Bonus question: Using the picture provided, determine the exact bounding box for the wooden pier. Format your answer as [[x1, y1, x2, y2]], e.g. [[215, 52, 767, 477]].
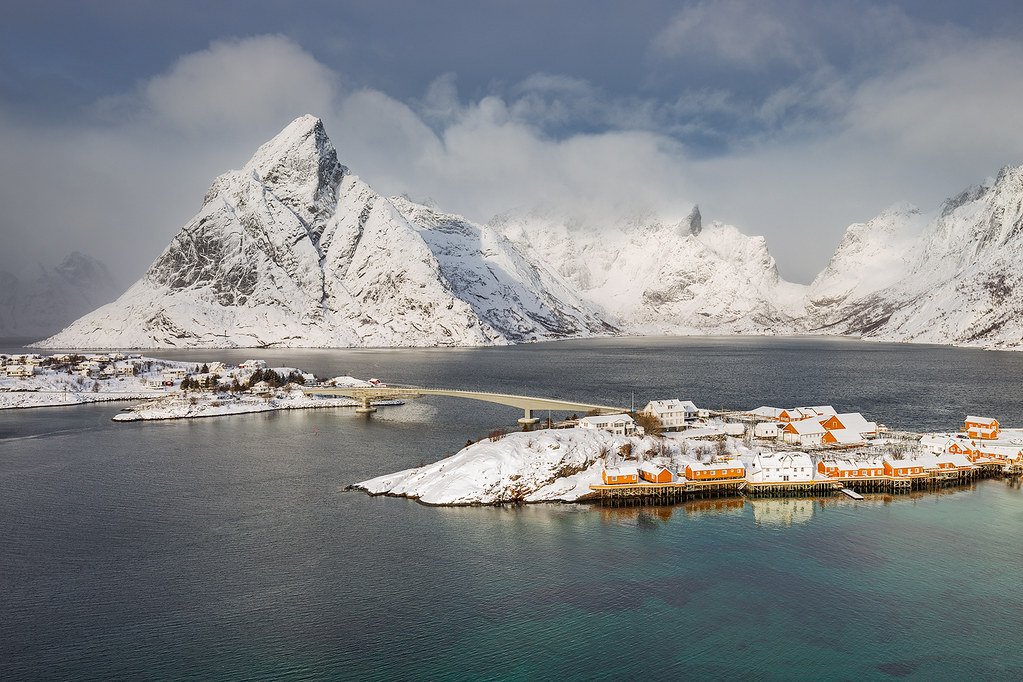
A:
[[744, 480, 843, 497], [589, 466, 1017, 506], [589, 482, 690, 504]]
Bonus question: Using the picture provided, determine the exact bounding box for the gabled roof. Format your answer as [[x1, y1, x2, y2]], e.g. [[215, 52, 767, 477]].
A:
[[943, 452, 974, 467], [793, 405, 836, 419], [754, 452, 813, 467], [824, 412, 877, 434], [639, 462, 672, 476], [686, 458, 745, 471], [749, 406, 785, 419], [976, 444, 1023, 457], [824, 429, 864, 444], [965, 416, 998, 426], [883, 455, 927, 467], [643, 399, 698, 414], [579, 413, 634, 426], [605, 465, 638, 476], [785, 420, 826, 435], [821, 457, 881, 471]]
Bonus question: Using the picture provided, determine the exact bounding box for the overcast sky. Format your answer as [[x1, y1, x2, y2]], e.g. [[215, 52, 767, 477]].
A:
[[3, 0, 1023, 285]]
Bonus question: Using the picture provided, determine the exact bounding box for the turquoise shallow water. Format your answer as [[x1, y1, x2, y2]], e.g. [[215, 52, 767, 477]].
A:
[[2, 337, 1023, 679]]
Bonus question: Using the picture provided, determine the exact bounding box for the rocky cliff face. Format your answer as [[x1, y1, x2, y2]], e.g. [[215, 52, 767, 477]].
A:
[[37, 116, 613, 348]]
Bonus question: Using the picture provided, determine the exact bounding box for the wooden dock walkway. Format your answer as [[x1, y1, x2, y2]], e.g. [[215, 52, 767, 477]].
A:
[[589, 465, 1013, 505]]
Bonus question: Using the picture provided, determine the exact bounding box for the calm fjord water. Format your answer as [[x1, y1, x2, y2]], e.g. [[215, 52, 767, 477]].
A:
[[2, 336, 1023, 680]]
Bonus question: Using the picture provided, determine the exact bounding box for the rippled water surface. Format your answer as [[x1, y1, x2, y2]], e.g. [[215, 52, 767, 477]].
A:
[[2, 337, 1023, 679]]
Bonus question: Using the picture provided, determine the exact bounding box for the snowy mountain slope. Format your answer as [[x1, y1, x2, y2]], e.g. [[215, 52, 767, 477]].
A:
[[391, 197, 615, 341], [0, 253, 120, 338], [806, 203, 927, 310], [490, 205, 806, 335], [809, 165, 1023, 348], [37, 116, 610, 349]]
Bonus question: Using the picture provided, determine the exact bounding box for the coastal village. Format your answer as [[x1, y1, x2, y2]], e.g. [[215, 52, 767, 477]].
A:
[[0, 352, 389, 416], [5, 351, 1022, 504], [585, 401, 1019, 502]]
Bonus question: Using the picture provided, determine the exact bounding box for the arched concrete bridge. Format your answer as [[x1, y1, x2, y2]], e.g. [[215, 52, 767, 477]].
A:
[[300, 385, 627, 424]]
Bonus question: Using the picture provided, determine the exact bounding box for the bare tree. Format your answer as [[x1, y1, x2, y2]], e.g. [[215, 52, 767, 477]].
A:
[[632, 412, 663, 436]]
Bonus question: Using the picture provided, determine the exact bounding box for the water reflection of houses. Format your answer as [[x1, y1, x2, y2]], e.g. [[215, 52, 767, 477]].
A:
[[681, 497, 745, 518], [750, 498, 815, 526], [597, 498, 747, 524], [599, 504, 677, 526]]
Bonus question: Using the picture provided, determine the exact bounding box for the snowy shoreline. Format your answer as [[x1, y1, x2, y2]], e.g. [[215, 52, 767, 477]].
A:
[[0, 392, 155, 410], [112, 392, 402, 422]]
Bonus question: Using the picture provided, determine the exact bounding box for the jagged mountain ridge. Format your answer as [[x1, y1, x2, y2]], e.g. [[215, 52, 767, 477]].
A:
[[37, 116, 613, 349], [807, 165, 1023, 349], [490, 206, 806, 335], [0, 253, 120, 338], [35, 115, 1023, 350]]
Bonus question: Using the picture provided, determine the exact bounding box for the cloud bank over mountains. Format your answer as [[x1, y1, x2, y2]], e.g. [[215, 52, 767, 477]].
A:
[[3, 2, 1023, 284]]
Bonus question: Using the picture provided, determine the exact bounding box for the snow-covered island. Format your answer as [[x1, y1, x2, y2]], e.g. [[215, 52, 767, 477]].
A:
[[357, 428, 641, 504], [110, 368, 400, 422], [0, 351, 397, 419], [113, 388, 369, 422], [355, 408, 1023, 506]]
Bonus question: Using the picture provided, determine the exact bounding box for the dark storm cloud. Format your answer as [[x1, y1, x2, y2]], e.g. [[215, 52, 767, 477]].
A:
[[2, 1, 1023, 284]]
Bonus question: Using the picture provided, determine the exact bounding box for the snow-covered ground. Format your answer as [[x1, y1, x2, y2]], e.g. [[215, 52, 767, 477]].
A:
[[355, 427, 759, 505], [0, 358, 186, 409], [112, 388, 402, 422], [0, 353, 390, 420], [357, 428, 632, 504]]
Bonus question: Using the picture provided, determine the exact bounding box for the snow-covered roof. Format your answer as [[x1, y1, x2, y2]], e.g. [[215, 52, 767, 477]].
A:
[[977, 444, 1023, 457], [791, 405, 836, 419], [579, 413, 634, 426], [639, 462, 671, 476], [943, 452, 974, 467], [821, 457, 883, 470], [785, 420, 826, 435], [605, 465, 638, 477], [825, 428, 864, 444], [749, 406, 784, 418], [326, 376, 374, 387], [754, 452, 813, 468], [965, 415, 998, 426], [686, 458, 744, 471], [825, 412, 877, 434], [643, 399, 698, 414], [883, 455, 927, 467]]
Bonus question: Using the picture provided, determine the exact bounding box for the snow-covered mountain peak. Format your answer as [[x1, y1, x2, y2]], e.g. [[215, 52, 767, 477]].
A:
[[37, 117, 617, 348], [490, 207, 805, 333], [244, 115, 335, 174], [876, 201, 920, 219], [239, 115, 346, 222]]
